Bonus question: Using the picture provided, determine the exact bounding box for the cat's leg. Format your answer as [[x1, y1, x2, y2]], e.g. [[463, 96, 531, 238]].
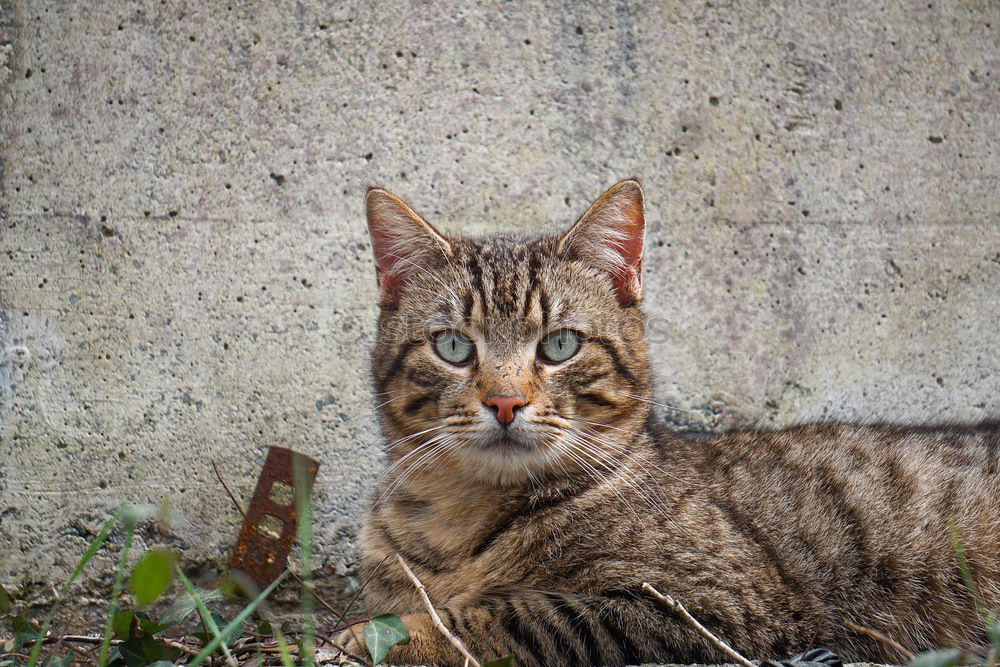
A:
[[338, 590, 736, 667]]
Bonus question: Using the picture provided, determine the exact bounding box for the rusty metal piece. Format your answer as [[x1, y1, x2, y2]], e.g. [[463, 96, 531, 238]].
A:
[[229, 446, 319, 589]]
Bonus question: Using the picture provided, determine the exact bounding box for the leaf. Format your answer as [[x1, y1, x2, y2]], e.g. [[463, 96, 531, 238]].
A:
[[363, 613, 410, 664], [118, 631, 180, 667], [111, 610, 136, 639], [196, 612, 242, 646], [130, 549, 176, 606], [484, 657, 515, 667], [909, 649, 972, 667], [159, 587, 224, 626], [13, 614, 42, 653], [135, 611, 169, 636]]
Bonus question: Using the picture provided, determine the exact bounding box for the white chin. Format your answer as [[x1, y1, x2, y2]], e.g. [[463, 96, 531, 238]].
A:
[[462, 433, 560, 486]]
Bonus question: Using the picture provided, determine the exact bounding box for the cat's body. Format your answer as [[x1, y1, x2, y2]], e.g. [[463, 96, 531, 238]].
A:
[[344, 181, 999, 666]]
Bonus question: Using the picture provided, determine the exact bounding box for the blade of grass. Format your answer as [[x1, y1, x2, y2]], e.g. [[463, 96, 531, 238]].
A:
[[175, 567, 237, 667], [294, 457, 315, 667], [949, 521, 992, 629], [188, 570, 290, 667], [98, 512, 137, 667], [27, 510, 121, 667], [272, 624, 296, 667]]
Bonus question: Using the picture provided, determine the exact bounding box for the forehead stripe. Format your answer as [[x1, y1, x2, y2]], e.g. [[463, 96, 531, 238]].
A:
[[522, 252, 541, 318], [465, 251, 489, 318]]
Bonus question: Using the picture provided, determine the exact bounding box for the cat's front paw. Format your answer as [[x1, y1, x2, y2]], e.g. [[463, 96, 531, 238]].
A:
[[335, 621, 369, 661]]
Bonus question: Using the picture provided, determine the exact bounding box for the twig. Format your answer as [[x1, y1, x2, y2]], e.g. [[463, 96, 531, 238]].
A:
[[21, 634, 122, 646], [333, 552, 393, 632], [396, 554, 481, 667], [843, 620, 915, 661], [212, 460, 249, 521], [20, 632, 202, 659], [314, 633, 370, 666], [162, 637, 204, 658], [642, 582, 755, 667]]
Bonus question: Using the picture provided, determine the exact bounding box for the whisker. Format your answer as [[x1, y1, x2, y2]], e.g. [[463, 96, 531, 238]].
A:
[[575, 426, 705, 488], [374, 395, 402, 410], [621, 392, 700, 414], [566, 416, 646, 439], [374, 433, 455, 507], [375, 438, 440, 489], [383, 424, 450, 451], [558, 435, 646, 523], [384, 436, 466, 504], [565, 432, 688, 534]]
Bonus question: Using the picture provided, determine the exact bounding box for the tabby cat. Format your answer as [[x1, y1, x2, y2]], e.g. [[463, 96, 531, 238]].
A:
[[341, 180, 999, 666]]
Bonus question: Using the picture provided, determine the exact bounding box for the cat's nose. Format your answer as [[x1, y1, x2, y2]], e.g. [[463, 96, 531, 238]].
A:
[[484, 394, 527, 427]]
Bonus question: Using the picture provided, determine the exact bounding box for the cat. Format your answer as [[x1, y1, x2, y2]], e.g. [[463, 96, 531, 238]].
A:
[[339, 179, 1000, 666]]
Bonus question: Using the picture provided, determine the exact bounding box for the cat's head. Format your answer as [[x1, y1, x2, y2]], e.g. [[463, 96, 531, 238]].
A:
[[366, 180, 652, 488]]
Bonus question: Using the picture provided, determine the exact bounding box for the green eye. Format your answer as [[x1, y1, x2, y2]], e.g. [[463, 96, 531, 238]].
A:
[[538, 329, 581, 363], [432, 330, 475, 365]]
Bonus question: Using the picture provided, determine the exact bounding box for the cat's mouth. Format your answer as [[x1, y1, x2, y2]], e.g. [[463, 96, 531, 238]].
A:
[[479, 433, 534, 451]]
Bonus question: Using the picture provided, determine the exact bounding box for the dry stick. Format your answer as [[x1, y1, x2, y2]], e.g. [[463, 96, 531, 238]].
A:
[[395, 554, 481, 667], [642, 582, 755, 667], [17, 634, 205, 655], [843, 620, 915, 662], [21, 634, 121, 646], [336, 552, 394, 628], [21, 633, 205, 658], [162, 638, 204, 658], [210, 460, 370, 663], [312, 630, 369, 667]]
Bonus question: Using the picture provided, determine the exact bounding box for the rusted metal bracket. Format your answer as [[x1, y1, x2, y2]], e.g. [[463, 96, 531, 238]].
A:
[[229, 446, 320, 589]]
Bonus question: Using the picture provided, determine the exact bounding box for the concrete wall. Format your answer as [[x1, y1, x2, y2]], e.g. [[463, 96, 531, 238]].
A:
[[1, 0, 998, 613]]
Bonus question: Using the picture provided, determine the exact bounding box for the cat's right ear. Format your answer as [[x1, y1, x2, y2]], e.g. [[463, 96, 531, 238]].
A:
[[366, 187, 452, 307]]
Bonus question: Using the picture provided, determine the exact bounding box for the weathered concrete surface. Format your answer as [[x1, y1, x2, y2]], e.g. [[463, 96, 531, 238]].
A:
[[1, 0, 998, 617]]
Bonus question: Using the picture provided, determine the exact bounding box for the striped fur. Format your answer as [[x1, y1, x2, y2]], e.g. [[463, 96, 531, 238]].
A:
[[344, 181, 1000, 666]]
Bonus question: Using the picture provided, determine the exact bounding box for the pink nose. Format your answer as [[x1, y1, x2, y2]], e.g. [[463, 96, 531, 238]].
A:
[[485, 394, 527, 426]]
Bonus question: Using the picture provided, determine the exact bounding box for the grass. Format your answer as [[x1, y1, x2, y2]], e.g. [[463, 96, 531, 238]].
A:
[[24, 510, 120, 667], [98, 509, 137, 667], [0, 479, 379, 667]]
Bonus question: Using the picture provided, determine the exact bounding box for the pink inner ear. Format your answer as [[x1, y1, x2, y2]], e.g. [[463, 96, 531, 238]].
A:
[[611, 198, 645, 305], [368, 224, 404, 300]]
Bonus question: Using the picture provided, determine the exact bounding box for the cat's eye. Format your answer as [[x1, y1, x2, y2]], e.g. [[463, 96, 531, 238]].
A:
[[432, 330, 475, 365], [538, 329, 581, 364]]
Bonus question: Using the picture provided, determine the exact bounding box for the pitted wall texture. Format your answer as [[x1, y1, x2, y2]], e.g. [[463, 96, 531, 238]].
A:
[[1, 1, 998, 612]]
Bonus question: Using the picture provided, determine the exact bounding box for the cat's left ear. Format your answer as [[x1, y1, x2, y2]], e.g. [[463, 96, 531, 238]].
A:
[[557, 179, 645, 306]]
